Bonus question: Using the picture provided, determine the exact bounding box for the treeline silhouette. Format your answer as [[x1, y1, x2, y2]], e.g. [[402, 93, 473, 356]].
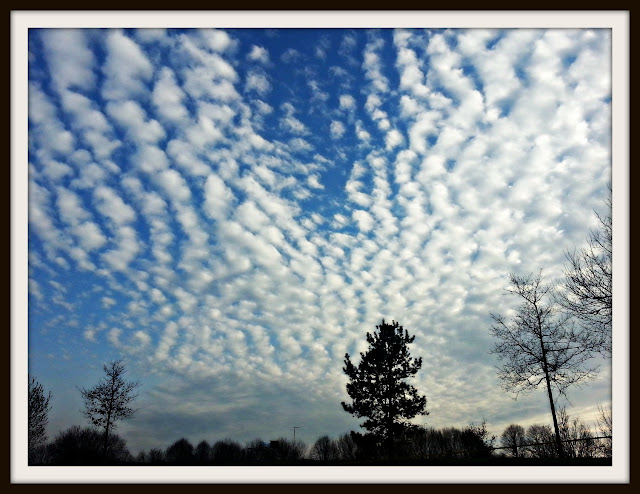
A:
[[28, 415, 611, 466]]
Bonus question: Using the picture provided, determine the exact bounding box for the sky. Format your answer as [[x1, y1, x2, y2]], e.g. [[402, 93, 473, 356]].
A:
[[15, 12, 628, 481]]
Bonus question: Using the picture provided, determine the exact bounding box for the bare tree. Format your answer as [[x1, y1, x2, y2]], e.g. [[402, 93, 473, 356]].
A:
[[526, 424, 557, 458], [28, 376, 52, 455], [557, 189, 612, 356], [501, 424, 526, 458], [335, 432, 358, 461], [311, 435, 339, 461], [78, 359, 140, 458], [489, 272, 599, 458], [596, 404, 612, 458], [269, 437, 307, 463], [557, 408, 598, 458]]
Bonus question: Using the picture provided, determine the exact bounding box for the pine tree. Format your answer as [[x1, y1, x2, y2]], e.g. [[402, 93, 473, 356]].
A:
[[342, 319, 428, 457]]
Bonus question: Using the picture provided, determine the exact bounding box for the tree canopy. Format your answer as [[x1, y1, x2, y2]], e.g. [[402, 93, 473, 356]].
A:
[[78, 359, 140, 457]]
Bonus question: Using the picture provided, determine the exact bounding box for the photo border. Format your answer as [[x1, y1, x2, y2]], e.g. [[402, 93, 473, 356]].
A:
[[11, 9, 630, 484]]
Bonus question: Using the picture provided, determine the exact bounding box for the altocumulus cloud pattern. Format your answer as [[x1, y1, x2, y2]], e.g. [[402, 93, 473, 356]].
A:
[[27, 27, 612, 454]]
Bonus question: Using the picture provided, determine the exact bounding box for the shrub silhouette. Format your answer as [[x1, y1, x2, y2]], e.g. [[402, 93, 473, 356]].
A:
[[165, 438, 194, 465], [47, 426, 131, 465], [212, 438, 245, 464]]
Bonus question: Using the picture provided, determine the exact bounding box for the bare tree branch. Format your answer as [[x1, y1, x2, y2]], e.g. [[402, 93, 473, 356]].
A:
[[556, 187, 612, 356]]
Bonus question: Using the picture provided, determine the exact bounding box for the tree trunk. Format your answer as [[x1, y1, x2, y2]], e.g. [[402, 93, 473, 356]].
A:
[[103, 376, 116, 458], [535, 302, 565, 459], [540, 341, 564, 458], [544, 375, 564, 458], [102, 425, 110, 459]]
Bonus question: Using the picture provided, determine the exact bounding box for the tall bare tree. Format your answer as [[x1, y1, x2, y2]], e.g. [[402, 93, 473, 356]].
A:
[[557, 190, 612, 356], [489, 272, 599, 458], [78, 359, 140, 458], [28, 376, 52, 455]]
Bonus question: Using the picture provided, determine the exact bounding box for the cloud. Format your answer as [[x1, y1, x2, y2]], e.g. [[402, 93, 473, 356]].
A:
[[204, 174, 235, 221], [245, 70, 271, 95], [307, 79, 329, 103], [330, 120, 346, 139], [385, 128, 404, 150], [352, 209, 374, 232], [363, 36, 390, 93], [155, 169, 192, 203], [307, 175, 324, 190], [355, 121, 371, 142], [40, 29, 96, 93], [184, 115, 224, 148], [281, 48, 301, 63], [56, 90, 121, 160], [279, 102, 309, 135], [73, 222, 108, 251], [107, 100, 165, 144], [247, 45, 270, 64], [101, 225, 140, 272], [101, 30, 154, 101], [152, 67, 190, 123], [28, 83, 76, 156], [200, 28, 236, 53], [93, 186, 137, 225], [339, 94, 356, 111]]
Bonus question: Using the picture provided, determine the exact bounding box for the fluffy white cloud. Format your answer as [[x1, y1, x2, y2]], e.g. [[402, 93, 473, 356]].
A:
[[245, 70, 271, 95], [280, 102, 309, 135], [200, 28, 236, 53], [40, 29, 96, 93], [385, 128, 404, 150], [107, 100, 166, 144], [101, 30, 154, 101], [28, 84, 76, 156], [72, 221, 108, 251], [352, 209, 374, 232], [93, 186, 137, 225], [152, 67, 190, 123], [330, 120, 346, 139], [339, 94, 356, 110], [247, 45, 270, 64], [204, 173, 235, 221]]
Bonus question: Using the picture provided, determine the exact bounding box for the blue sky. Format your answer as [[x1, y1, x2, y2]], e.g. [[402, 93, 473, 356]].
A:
[[14, 11, 629, 482]]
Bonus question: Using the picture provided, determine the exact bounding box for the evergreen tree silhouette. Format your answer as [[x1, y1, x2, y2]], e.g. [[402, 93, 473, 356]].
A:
[[342, 319, 428, 458]]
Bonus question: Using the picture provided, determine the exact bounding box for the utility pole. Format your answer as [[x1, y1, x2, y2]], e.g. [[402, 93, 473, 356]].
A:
[[293, 426, 299, 442]]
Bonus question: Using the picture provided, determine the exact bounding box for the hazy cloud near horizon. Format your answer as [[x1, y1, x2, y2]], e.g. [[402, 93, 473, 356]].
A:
[[25, 26, 612, 454]]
